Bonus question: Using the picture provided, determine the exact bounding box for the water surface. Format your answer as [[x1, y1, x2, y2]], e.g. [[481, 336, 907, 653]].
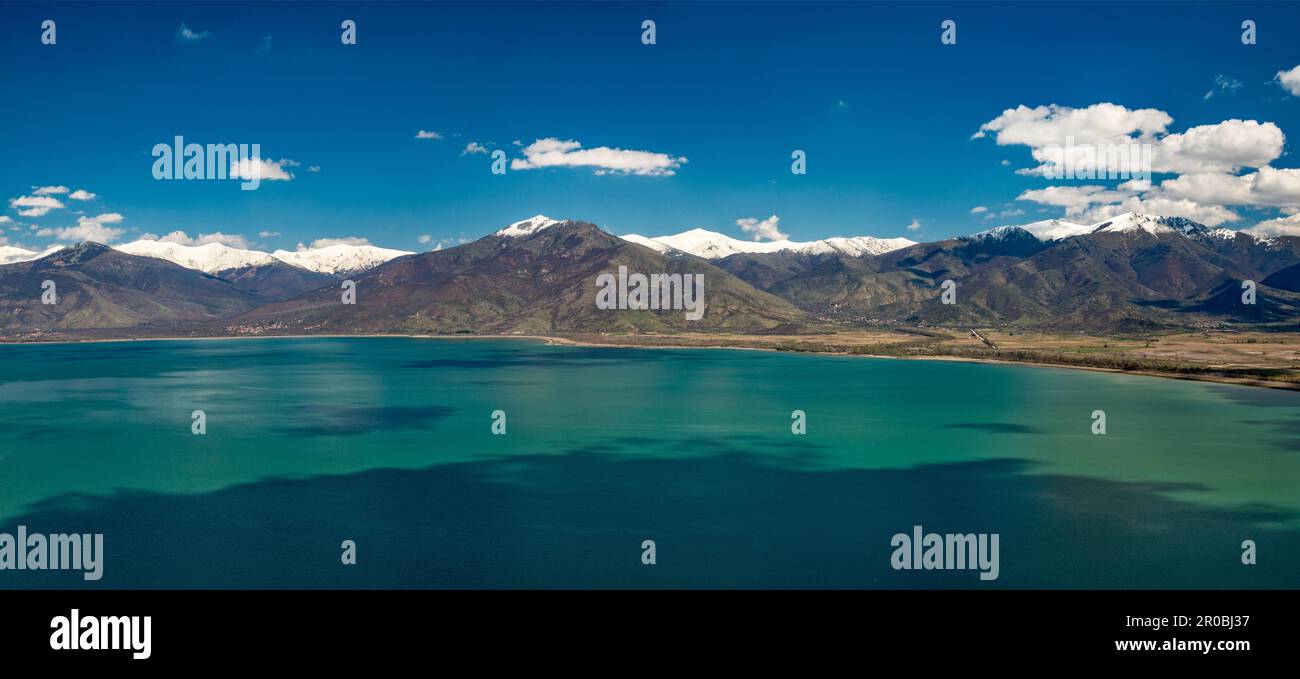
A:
[[0, 337, 1296, 588]]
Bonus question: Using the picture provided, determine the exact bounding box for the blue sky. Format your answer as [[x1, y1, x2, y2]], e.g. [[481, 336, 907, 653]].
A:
[[2, 1, 1299, 253]]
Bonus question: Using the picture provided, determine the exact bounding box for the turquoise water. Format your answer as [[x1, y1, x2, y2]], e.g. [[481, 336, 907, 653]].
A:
[[0, 337, 1296, 588]]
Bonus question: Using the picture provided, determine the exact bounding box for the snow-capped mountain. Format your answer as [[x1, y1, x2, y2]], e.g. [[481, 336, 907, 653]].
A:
[[114, 240, 279, 274], [270, 243, 413, 275], [971, 214, 1233, 243], [969, 219, 1091, 243], [0, 245, 64, 266], [495, 215, 562, 238], [620, 227, 916, 259], [1089, 212, 1210, 237]]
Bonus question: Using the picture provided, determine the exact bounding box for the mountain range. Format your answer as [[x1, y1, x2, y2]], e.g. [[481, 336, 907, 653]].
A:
[[2, 212, 1298, 338]]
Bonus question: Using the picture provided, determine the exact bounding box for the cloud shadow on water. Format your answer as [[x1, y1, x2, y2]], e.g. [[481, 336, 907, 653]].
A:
[[3, 451, 1296, 589]]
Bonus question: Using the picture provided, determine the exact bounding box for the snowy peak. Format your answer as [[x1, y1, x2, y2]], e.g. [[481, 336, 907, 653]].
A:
[[813, 236, 919, 256], [110, 238, 410, 276], [1089, 212, 1209, 237], [1018, 219, 1093, 241], [619, 234, 673, 253], [969, 220, 1092, 243], [495, 215, 562, 238], [270, 244, 413, 275], [0, 245, 64, 266], [114, 240, 278, 274], [620, 228, 916, 259]]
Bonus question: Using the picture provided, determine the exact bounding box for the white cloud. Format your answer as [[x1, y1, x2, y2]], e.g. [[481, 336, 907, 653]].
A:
[[303, 237, 371, 250], [511, 138, 686, 176], [978, 104, 1283, 176], [1015, 182, 1238, 226], [906, 219, 922, 231], [1149, 119, 1283, 174], [1157, 167, 1300, 208], [969, 206, 989, 214], [307, 166, 320, 173], [1016, 185, 1135, 213], [415, 130, 444, 140], [1275, 65, 1300, 96], [176, 24, 212, 42], [1077, 196, 1238, 227], [461, 142, 488, 155], [1203, 74, 1244, 100], [154, 230, 251, 249], [82, 213, 123, 225], [9, 195, 65, 217], [230, 157, 294, 181], [417, 234, 432, 245], [37, 222, 125, 243], [258, 230, 281, 237], [33, 185, 69, 195], [1243, 212, 1300, 237], [735, 215, 786, 241], [68, 189, 96, 201], [974, 103, 1171, 146], [0, 216, 12, 224]]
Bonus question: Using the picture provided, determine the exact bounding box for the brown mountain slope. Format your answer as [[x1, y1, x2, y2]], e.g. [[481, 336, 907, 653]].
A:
[[0, 242, 261, 333], [230, 221, 806, 334]]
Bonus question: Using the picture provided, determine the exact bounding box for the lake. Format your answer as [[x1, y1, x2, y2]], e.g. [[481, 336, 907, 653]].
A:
[[0, 337, 1296, 588]]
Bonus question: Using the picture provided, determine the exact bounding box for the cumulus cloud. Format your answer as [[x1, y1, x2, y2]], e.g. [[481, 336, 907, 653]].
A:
[[1157, 167, 1300, 208], [1077, 196, 1238, 227], [1243, 212, 1300, 237], [974, 103, 1171, 146], [37, 222, 125, 243], [1016, 185, 1135, 213], [176, 24, 212, 42], [9, 195, 65, 217], [32, 185, 69, 195], [969, 206, 988, 214], [68, 189, 96, 201], [152, 230, 251, 249], [906, 219, 922, 231], [302, 237, 370, 250], [736, 215, 786, 241], [977, 104, 1282, 176], [415, 130, 444, 140], [1150, 119, 1284, 174], [982, 102, 1298, 228], [81, 213, 123, 225], [461, 142, 488, 155], [1275, 65, 1300, 96], [417, 234, 432, 244], [511, 138, 686, 176], [230, 157, 294, 181]]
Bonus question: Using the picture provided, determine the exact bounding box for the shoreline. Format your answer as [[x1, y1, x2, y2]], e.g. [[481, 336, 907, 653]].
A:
[[3, 331, 1299, 392]]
